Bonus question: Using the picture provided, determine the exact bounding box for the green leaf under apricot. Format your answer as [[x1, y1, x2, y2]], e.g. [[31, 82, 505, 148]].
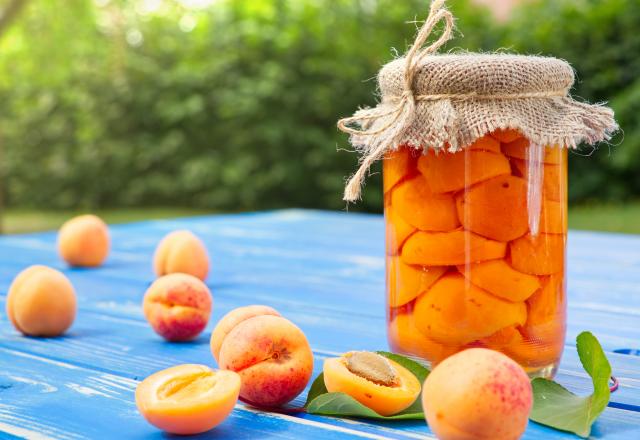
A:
[[530, 331, 612, 438], [304, 351, 429, 420]]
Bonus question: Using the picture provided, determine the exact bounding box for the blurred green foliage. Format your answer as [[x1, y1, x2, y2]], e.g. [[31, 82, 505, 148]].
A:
[[0, 0, 636, 212]]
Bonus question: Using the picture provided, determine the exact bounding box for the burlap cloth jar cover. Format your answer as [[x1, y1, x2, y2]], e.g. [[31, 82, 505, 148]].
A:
[[339, 0, 618, 201]]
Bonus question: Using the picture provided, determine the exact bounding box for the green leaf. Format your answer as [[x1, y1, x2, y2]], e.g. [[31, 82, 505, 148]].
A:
[[304, 351, 430, 420], [530, 331, 612, 438]]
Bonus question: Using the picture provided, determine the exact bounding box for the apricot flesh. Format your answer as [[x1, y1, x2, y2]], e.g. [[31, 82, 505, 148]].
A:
[[457, 259, 540, 302], [323, 351, 421, 416], [57, 214, 110, 267], [153, 230, 210, 281], [391, 175, 460, 231], [402, 230, 506, 266], [502, 138, 564, 165], [467, 135, 501, 153], [422, 348, 532, 440], [218, 315, 313, 407], [418, 150, 511, 193], [510, 233, 566, 275], [6, 265, 77, 337], [210, 305, 281, 363], [491, 128, 523, 143], [456, 175, 529, 242], [512, 157, 567, 202], [136, 364, 240, 435], [387, 257, 446, 307], [383, 146, 415, 193], [388, 313, 459, 365], [143, 273, 212, 341], [385, 203, 417, 255]]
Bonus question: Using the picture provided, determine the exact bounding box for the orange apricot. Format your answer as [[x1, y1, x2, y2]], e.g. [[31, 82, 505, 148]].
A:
[[457, 259, 540, 302], [511, 157, 567, 202], [413, 274, 527, 345], [417, 150, 511, 194], [57, 214, 109, 267], [456, 175, 529, 241], [383, 146, 415, 193], [502, 138, 564, 165], [143, 273, 212, 341], [136, 364, 240, 435], [218, 315, 313, 407], [467, 135, 501, 153], [391, 175, 460, 231], [540, 198, 568, 234], [422, 348, 532, 440], [524, 274, 566, 344], [387, 257, 446, 307], [210, 305, 281, 363], [402, 230, 506, 266], [323, 351, 421, 416], [153, 230, 210, 281], [510, 233, 566, 275], [385, 204, 417, 255], [388, 313, 459, 364], [6, 265, 76, 337], [491, 128, 524, 143]]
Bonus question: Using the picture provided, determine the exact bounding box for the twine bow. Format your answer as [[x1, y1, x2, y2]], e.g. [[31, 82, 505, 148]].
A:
[[338, 0, 455, 202]]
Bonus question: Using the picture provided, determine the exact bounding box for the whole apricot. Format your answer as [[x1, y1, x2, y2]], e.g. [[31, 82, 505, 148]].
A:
[[6, 265, 76, 337], [218, 314, 313, 407], [58, 214, 110, 267], [210, 305, 281, 363], [153, 230, 210, 281], [136, 364, 240, 435], [323, 351, 421, 416], [422, 348, 532, 440], [143, 273, 212, 341]]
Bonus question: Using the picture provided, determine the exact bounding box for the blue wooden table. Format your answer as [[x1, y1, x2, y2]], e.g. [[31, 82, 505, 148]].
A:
[[1, 209, 639, 439]]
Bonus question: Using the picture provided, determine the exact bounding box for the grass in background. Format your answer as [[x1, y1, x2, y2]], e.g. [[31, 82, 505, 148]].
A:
[[0, 203, 639, 235]]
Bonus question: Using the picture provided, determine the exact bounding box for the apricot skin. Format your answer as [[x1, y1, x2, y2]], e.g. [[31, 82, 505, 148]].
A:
[[210, 305, 281, 362], [143, 273, 212, 341], [422, 348, 532, 440], [323, 354, 421, 416], [6, 265, 77, 337], [136, 364, 240, 435], [57, 214, 110, 267], [153, 230, 210, 281], [218, 315, 314, 407]]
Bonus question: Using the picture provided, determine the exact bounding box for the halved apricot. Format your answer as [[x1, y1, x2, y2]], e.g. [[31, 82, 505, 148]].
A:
[[383, 146, 415, 194], [402, 230, 506, 266], [413, 274, 527, 345], [457, 259, 540, 302], [391, 175, 460, 231], [540, 199, 568, 234], [481, 325, 522, 348], [323, 351, 421, 416], [467, 135, 501, 153], [502, 138, 564, 165], [511, 157, 567, 202], [491, 128, 523, 143], [417, 150, 511, 194], [505, 328, 564, 371], [136, 364, 240, 435], [385, 204, 417, 255], [524, 274, 566, 344], [510, 233, 566, 275], [388, 257, 446, 307], [389, 313, 459, 364], [456, 175, 529, 241]]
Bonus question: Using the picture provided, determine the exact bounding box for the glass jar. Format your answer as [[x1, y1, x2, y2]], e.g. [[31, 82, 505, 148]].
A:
[[385, 129, 567, 378]]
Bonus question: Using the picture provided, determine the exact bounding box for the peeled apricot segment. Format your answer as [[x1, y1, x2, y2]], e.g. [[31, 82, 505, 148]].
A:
[[383, 147, 415, 193], [512, 157, 567, 202], [491, 128, 523, 143], [418, 150, 511, 194], [457, 259, 540, 302], [502, 138, 564, 165], [388, 257, 446, 307], [456, 175, 529, 241], [540, 198, 568, 234], [385, 204, 417, 255], [510, 233, 565, 275], [413, 274, 527, 345], [402, 230, 506, 266], [389, 313, 459, 364], [524, 275, 566, 343], [391, 175, 460, 231], [467, 135, 501, 153], [323, 352, 421, 416], [136, 364, 240, 435]]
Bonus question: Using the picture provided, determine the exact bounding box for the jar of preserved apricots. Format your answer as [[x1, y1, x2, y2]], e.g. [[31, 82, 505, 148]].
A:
[[338, 1, 617, 378]]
